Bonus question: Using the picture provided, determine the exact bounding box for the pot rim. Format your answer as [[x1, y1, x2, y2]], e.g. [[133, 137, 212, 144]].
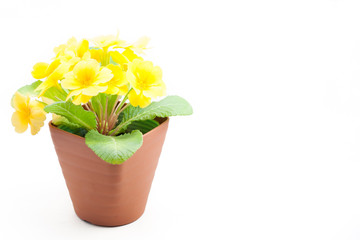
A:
[[48, 117, 169, 139]]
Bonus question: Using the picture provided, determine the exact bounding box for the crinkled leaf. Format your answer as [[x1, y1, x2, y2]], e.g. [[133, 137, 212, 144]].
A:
[[113, 96, 192, 135], [52, 115, 81, 129], [52, 115, 87, 137], [85, 130, 143, 164], [125, 119, 159, 134], [44, 101, 97, 130]]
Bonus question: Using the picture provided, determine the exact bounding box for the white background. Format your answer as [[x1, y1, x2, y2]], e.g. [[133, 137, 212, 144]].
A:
[[2, 0, 360, 239]]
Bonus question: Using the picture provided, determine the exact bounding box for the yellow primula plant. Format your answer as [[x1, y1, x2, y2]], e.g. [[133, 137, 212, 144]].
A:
[[11, 34, 192, 164]]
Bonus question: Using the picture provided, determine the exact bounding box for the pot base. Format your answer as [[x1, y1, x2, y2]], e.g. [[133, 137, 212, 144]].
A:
[[76, 209, 144, 227]]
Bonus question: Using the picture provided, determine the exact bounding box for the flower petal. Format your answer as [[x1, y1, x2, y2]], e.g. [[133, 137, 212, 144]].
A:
[[126, 69, 137, 90], [94, 67, 113, 85], [77, 39, 89, 58], [90, 49, 103, 62], [45, 58, 62, 76], [12, 92, 29, 112], [73, 59, 100, 77], [72, 94, 92, 105], [122, 49, 143, 62], [11, 111, 29, 133], [143, 83, 166, 98], [128, 89, 151, 108], [62, 72, 81, 90], [66, 89, 83, 101], [129, 36, 150, 55], [110, 51, 129, 65], [31, 62, 49, 79], [82, 85, 108, 96], [29, 109, 46, 135], [92, 34, 127, 49]]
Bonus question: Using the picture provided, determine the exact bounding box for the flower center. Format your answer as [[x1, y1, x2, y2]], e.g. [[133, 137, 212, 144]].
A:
[[21, 107, 31, 122], [80, 71, 95, 87], [135, 73, 149, 90]]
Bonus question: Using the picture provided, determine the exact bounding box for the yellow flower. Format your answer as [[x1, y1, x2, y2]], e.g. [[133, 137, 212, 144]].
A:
[[76, 39, 90, 59], [34, 61, 71, 96], [92, 34, 127, 49], [31, 58, 61, 79], [70, 94, 92, 105], [110, 49, 143, 72], [103, 64, 128, 95], [31, 63, 51, 79], [110, 51, 129, 65], [128, 89, 151, 108], [32, 38, 93, 97], [127, 59, 166, 108], [109, 36, 148, 68], [110, 49, 143, 65], [54, 37, 90, 59], [11, 92, 46, 135], [32, 58, 71, 96], [126, 36, 150, 55], [53, 37, 93, 74], [122, 49, 143, 62], [61, 59, 113, 105]]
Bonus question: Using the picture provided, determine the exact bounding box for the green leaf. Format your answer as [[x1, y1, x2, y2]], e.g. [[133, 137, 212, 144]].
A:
[[44, 101, 97, 130], [113, 96, 192, 135], [57, 124, 88, 137], [17, 80, 42, 97], [85, 130, 143, 164], [42, 86, 67, 102], [52, 115, 82, 129], [125, 119, 160, 134], [52, 116, 87, 137]]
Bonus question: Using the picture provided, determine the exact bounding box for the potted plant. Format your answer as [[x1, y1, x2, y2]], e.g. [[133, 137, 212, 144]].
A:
[[10, 34, 192, 226]]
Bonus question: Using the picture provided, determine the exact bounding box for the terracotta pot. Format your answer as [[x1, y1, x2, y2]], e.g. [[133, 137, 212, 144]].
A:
[[49, 117, 169, 226]]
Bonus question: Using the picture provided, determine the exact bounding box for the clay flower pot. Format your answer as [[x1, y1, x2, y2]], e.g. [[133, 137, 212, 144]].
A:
[[49, 117, 169, 226]]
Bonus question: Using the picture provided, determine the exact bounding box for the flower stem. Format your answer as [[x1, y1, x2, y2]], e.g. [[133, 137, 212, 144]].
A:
[[109, 89, 132, 136], [103, 96, 109, 134], [83, 103, 91, 111], [115, 88, 131, 115], [101, 47, 109, 66]]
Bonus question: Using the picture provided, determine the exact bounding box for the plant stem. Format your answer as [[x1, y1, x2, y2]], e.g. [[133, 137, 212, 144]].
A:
[[98, 103, 104, 133], [110, 106, 131, 137], [101, 47, 110, 66], [115, 88, 131, 115], [108, 90, 132, 136], [103, 96, 109, 134], [83, 103, 91, 111], [87, 101, 100, 126], [118, 103, 130, 113]]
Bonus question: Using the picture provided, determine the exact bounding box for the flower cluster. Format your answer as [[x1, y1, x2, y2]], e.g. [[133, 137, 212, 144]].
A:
[[11, 34, 166, 135]]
